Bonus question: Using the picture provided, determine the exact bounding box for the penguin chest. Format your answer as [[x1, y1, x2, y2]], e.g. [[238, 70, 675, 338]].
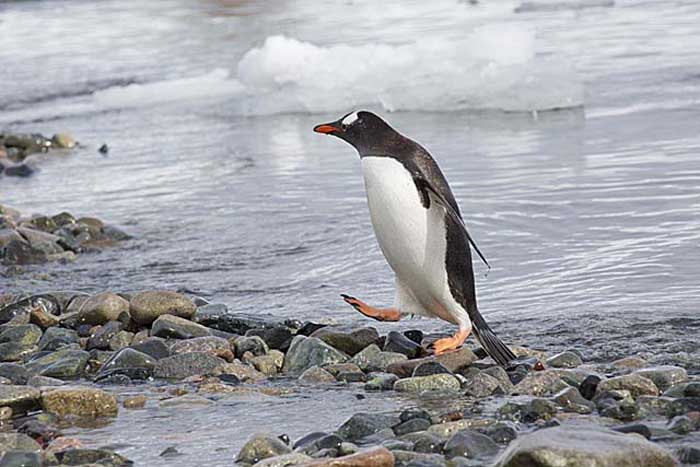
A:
[[361, 156, 448, 297]]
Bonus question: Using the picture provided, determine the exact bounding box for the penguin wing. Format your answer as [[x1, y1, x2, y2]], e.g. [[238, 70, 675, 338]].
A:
[[415, 176, 491, 270]]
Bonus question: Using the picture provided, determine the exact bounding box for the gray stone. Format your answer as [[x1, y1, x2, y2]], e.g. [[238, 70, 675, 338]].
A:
[[462, 371, 502, 398], [0, 363, 28, 384], [483, 366, 515, 393], [351, 344, 407, 372], [412, 361, 452, 377], [551, 386, 595, 414], [365, 372, 399, 391], [0, 386, 41, 414], [336, 413, 400, 442], [130, 338, 170, 360], [633, 366, 688, 392], [299, 366, 336, 384], [215, 360, 265, 382], [251, 453, 313, 467], [171, 336, 233, 361], [596, 374, 659, 398], [0, 342, 37, 362], [99, 348, 156, 375], [77, 292, 130, 326], [53, 448, 131, 466], [443, 430, 498, 459], [0, 324, 42, 346], [234, 335, 268, 358], [26, 375, 66, 387], [86, 321, 123, 350], [236, 433, 292, 465], [513, 370, 568, 396], [0, 432, 41, 454], [383, 331, 422, 359], [636, 396, 674, 418], [153, 352, 226, 379], [478, 422, 518, 444], [677, 446, 700, 465], [282, 336, 349, 375], [246, 350, 284, 376], [546, 351, 583, 369], [311, 326, 379, 356], [25, 349, 89, 378], [0, 451, 41, 466], [394, 418, 431, 436], [386, 347, 477, 378], [129, 290, 196, 325], [402, 432, 446, 454], [246, 326, 293, 351], [193, 305, 276, 334], [37, 327, 78, 352], [41, 387, 118, 418], [493, 424, 677, 467], [151, 314, 210, 339], [108, 330, 134, 351], [611, 423, 652, 439], [394, 374, 461, 393]]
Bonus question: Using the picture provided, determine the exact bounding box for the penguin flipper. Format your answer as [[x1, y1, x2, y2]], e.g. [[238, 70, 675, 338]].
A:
[[418, 179, 491, 270]]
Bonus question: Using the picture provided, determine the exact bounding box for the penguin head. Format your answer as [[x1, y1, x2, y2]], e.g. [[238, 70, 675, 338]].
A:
[[313, 111, 396, 155]]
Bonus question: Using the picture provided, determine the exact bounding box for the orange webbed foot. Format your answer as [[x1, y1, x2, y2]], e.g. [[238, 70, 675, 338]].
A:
[[429, 328, 471, 355], [341, 294, 401, 322]]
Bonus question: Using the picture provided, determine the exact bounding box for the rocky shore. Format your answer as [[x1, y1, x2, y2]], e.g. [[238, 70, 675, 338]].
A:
[[0, 132, 78, 178], [0, 290, 697, 466], [0, 205, 130, 269]]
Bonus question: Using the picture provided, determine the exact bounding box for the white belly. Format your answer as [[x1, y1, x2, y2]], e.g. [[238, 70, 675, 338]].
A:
[[361, 156, 458, 322]]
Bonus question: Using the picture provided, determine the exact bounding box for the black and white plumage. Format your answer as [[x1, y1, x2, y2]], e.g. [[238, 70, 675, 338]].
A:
[[314, 111, 515, 366]]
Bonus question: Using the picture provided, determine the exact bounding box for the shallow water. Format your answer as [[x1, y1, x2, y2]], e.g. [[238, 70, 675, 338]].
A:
[[2, 0, 700, 464]]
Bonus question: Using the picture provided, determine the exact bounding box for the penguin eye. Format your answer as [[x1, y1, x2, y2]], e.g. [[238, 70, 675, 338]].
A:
[[341, 123, 348, 131]]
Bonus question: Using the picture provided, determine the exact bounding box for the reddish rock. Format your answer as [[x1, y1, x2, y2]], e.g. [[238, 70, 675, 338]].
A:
[[299, 447, 394, 467]]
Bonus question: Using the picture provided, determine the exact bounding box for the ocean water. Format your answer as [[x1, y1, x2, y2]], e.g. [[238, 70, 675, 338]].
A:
[[1, 0, 700, 465]]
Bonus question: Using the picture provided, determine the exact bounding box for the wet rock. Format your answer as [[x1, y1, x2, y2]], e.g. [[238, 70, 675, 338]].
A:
[[130, 337, 169, 360], [194, 305, 277, 334], [0, 324, 42, 346], [551, 386, 595, 414], [153, 352, 226, 379], [246, 326, 293, 351], [336, 370, 366, 383], [443, 430, 498, 459], [667, 398, 700, 417], [597, 395, 638, 421], [77, 293, 130, 326], [4, 162, 37, 177], [493, 424, 677, 467], [0, 363, 29, 384], [282, 336, 349, 375], [234, 335, 269, 358], [612, 355, 648, 370], [478, 422, 518, 444], [668, 415, 693, 434], [129, 291, 196, 325], [41, 387, 118, 417], [86, 321, 123, 350], [633, 366, 688, 392], [214, 360, 265, 382], [98, 348, 156, 378], [252, 452, 313, 466], [0, 386, 41, 414], [171, 336, 233, 361], [299, 366, 336, 384], [596, 374, 659, 398], [383, 331, 422, 359], [350, 344, 407, 372], [25, 349, 89, 378], [0, 341, 37, 362], [579, 374, 602, 400], [107, 330, 133, 352], [2, 239, 49, 264], [636, 396, 674, 417], [386, 347, 477, 378], [151, 314, 210, 339], [462, 371, 502, 398], [482, 366, 515, 393], [29, 306, 60, 329], [513, 370, 568, 396], [404, 433, 446, 454], [394, 418, 431, 436], [38, 327, 78, 352], [677, 446, 700, 465], [394, 374, 461, 393], [311, 326, 379, 356], [122, 395, 147, 409], [51, 133, 76, 149], [160, 394, 213, 407], [236, 433, 292, 465], [364, 372, 399, 391], [299, 446, 394, 467], [412, 362, 452, 377], [546, 351, 582, 369], [54, 448, 132, 466], [337, 413, 400, 443], [245, 350, 284, 376], [0, 432, 41, 455], [612, 423, 652, 439]]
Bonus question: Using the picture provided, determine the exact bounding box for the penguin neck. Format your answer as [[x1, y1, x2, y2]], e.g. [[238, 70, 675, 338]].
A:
[[355, 131, 413, 159]]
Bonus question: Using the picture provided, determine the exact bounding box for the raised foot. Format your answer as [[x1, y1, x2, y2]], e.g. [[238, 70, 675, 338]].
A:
[[341, 294, 401, 322], [429, 329, 471, 355]]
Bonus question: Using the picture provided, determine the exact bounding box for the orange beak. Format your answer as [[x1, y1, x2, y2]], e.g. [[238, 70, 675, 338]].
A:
[[313, 123, 340, 134]]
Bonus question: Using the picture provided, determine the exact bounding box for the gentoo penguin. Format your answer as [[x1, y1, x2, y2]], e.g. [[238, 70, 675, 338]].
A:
[[314, 111, 516, 366]]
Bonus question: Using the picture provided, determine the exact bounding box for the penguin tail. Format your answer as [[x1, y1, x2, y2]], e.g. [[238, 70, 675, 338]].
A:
[[470, 310, 516, 367]]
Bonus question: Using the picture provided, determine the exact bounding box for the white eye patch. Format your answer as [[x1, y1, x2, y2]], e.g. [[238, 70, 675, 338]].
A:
[[342, 112, 359, 126]]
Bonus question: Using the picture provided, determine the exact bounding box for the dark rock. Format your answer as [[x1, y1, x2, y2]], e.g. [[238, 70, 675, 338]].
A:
[[129, 290, 196, 326], [151, 314, 210, 340], [493, 424, 676, 467], [282, 336, 349, 375], [193, 305, 277, 334], [394, 418, 431, 436], [387, 347, 477, 378], [98, 348, 156, 376], [506, 365, 529, 385], [513, 370, 568, 396], [400, 408, 431, 423], [462, 371, 502, 398], [310, 326, 379, 356], [0, 386, 41, 414], [25, 349, 89, 378], [350, 344, 407, 372], [54, 448, 132, 466], [234, 335, 268, 358], [4, 162, 36, 177], [551, 387, 595, 414], [2, 239, 48, 265], [297, 321, 327, 336], [597, 397, 638, 421], [0, 341, 37, 362], [336, 371, 366, 383], [336, 413, 400, 443], [667, 397, 700, 417], [477, 422, 517, 444], [405, 432, 445, 454], [684, 382, 700, 397], [579, 374, 602, 400], [636, 396, 674, 418], [86, 321, 123, 350], [153, 352, 225, 379], [246, 326, 293, 351], [0, 451, 41, 466], [99, 144, 109, 154], [0, 324, 42, 346], [130, 338, 169, 360], [293, 432, 328, 450], [38, 327, 78, 352], [0, 363, 28, 384], [668, 415, 693, 435], [443, 430, 498, 459], [612, 423, 652, 439], [17, 419, 61, 444], [413, 362, 452, 377], [383, 331, 422, 359], [677, 446, 700, 465], [404, 330, 424, 345], [172, 336, 232, 361]]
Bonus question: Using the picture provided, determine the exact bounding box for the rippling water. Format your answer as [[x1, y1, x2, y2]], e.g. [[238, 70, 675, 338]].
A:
[[2, 0, 700, 465]]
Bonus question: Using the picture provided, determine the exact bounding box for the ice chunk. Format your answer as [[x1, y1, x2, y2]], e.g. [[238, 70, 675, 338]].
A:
[[516, 0, 614, 13]]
